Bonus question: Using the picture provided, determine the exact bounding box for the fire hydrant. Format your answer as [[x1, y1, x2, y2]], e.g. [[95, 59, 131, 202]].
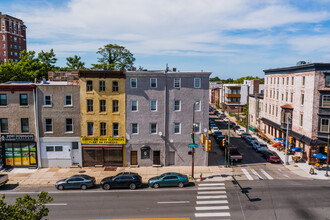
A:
[[200, 173, 203, 181]]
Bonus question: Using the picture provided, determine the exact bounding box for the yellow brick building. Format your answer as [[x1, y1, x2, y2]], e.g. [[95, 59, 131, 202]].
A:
[[78, 70, 126, 167]]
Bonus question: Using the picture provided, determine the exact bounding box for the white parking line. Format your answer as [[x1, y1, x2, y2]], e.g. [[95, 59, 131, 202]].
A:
[[260, 169, 274, 180], [157, 201, 190, 204], [198, 187, 225, 190], [197, 195, 227, 199], [241, 168, 253, 180], [198, 191, 226, 194], [251, 169, 263, 180], [195, 212, 231, 217], [196, 200, 228, 205], [195, 206, 229, 211], [198, 183, 225, 186]]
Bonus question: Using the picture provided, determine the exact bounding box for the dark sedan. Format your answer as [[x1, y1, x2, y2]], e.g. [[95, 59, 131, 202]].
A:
[[55, 174, 95, 190], [100, 172, 142, 190], [148, 172, 189, 188]]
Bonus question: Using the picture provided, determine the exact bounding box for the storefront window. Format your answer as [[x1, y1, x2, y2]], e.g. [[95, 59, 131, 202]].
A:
[[141, 147, 150, 159], [4, 142, 36, 166]]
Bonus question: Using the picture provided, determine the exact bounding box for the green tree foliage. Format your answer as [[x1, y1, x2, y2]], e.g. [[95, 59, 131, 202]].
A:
[[210, 76, 263, 84], [92, 44, 135, 70], [0, 191, 53, 220], [209, 76, 221, 82], [66, 55, 85, 70]]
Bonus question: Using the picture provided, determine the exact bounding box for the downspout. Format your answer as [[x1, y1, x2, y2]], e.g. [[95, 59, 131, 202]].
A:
[[34, 86, 42, 168], [163, 71, 167, 166]]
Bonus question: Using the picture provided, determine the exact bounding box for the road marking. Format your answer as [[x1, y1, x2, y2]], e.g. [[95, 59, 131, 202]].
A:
[[251, 169, 263, 180], [157, 201, 190, 204], [241, 168, 253, 180], [198, 183, 225, 186], [196, 200, 228, 205], [195, 205, 229, 211], [197, 195, 227, 199], [45, 203, 67, 206], [198, 187, 225, 190], [195, 212, 231, 217], [260, 169, 274, 180], [198, 191, 226, 194]]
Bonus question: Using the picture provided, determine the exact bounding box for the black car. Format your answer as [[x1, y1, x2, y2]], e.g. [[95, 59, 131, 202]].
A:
[[100, 172, 142, 190], [55, 174, 96, 190]]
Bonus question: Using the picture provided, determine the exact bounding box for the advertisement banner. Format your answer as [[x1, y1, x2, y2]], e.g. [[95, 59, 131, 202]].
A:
[[81, 137, 126, 145], [14, 151, 22, 165], [5, 151, 13, 165]]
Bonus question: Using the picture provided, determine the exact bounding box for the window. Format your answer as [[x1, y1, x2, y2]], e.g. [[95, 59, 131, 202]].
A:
[[21, 118, 29, 132], [194, 100, 201, 111], [300, 114, 303, 127], [286, 92, 288, 102], [112, 81, 119, 92], [321, 119, 330, 132], [131, 123, 138, 134], [194, 78, 201, 88], [325, 75, 330, 87], [281, 93, 284, 101], [65, 118, 73, 133], [272, 106, 274, 115], [14, 37, 17, 42], [270, 90, 272, 98], [270, 78, 273, 84], [112, 100, 119, 112], [46, 146, 54, 152], [301, 94, 304, 105], [87, 122, 94, 136], [2, 36, 4, 41], [150, 123, 157, 134], [174, 78, 181, 88], [113, 123, 119, 137], [20, 94, 28, 106], [150, 100, 157, 111], [100, 100, 106, 112], [0, 94, 7, 106], [292, 77, 294, 85], [2, 44, 5, 49], [286, 77, 289, 85], [265, 104, 267, 113], [322, 95, 330, 107], [276, 107, 278, 117], [45, 118, 53, 133], [150, 78, 157, 88], [86, 81, 93, 91], [277, 78, 279, 84], [0, 118, 8, 133], [99, 81, 105, 92], [131, 100, 138, 112], [141, 148, 150, 159], [282, 78, 284, 84], [44, 95, 52, 106], [174, 100, 181, 111], [87, 99, 93, 112], [174, 123, 181, 134], [302, 76, 305, 86], [277, 91, 279, 100], [64, 94, 72, 106], [194, 122, 200, 133], [130, 78, 137, 88], [55, 146, 63, 152], [100, 122, 106, 136], [291, 93, 293, 103]]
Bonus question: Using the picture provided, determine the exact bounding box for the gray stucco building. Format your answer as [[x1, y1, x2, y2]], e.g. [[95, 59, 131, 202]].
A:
[[125, 69, 211, 166]]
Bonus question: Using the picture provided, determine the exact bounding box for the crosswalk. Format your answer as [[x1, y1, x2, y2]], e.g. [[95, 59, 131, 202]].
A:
[[195, 182, 230, 219], [237, 168, 290, 181]]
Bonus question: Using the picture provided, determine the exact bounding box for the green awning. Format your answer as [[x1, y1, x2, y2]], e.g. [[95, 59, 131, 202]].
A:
[[249, 126, 256, 131]]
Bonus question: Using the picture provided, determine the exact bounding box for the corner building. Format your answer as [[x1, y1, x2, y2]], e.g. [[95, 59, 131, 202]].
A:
[[79, 70, 126, 167]]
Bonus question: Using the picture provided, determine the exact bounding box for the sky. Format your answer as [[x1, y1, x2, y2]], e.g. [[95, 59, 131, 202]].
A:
[[2, 0, 330, 79]]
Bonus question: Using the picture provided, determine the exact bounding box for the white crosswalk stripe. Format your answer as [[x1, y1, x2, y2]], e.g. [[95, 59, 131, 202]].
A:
[[198, 191, 226, 194], [197, 195, 227, 199], [195, 206, 229, 211], [198, 183, 225, 186], [198, 187, 225, 190], [195, 212, 231, 217], [196, 200, 228, 205], [260, 169, 274, 180], [251, 169, 263, 180], [241, 168, 253, 180]]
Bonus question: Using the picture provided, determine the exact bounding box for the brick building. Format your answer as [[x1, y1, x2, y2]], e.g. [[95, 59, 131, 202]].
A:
[[0, 12, 27, 63]]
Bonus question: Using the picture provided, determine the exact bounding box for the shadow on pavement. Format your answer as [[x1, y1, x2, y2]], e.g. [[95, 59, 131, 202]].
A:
[[0, 184, 19, 191]]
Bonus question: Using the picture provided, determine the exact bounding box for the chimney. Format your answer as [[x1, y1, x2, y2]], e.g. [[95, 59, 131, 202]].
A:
[[42, 78, 46, 84]]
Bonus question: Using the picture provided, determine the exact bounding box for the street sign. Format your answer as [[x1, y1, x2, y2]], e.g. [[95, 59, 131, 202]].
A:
[[188, 144, 198, 148]]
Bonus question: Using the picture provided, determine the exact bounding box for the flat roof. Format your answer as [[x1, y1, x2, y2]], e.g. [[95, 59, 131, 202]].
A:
[[264, 63, 330, 75]]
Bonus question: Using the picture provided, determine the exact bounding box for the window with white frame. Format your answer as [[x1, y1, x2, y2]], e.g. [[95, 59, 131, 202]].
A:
[[194, 78, 201, 88], [87, 99, 93, 112], [150, 78, 157, 88], [100, 100, 106, 112], [55, 146, 63, 152], [44, 95, 52, 107], [65, 118, 73, 133], [99, 80, 105, 92], [194, 122, 200, 133], [64, 95, 72, 106], [174, 123, 181, 134], [150, 123, 157, 134], [113, 123, 119, 137], [301, 94, 304, 105], [87, 122, 94, 136], [130, 78, 137, 88], [46, 146, 63, 152], [321, 119, 330, 132], [300, 114, 303, 127], [322, 95, 330, 107], [194, 100, 201, 111], [174, 100, 181, 111], [45, 118, 53, 133], [302, 76, 305, 86], [174, 78, 181, 88], [100, 122, 106, 136], [131, 123, 138, 134], [150, 100, 157, 111], [131, 100, 138, 112]]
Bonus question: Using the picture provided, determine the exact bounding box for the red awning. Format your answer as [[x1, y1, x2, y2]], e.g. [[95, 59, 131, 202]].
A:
[[82, 145, 123, 148], [272, 142, 281, 147], [280, 104, 293, 109]]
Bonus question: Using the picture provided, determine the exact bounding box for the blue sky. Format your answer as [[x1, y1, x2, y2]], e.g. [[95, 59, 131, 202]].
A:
[[2, 0, 330, 79]]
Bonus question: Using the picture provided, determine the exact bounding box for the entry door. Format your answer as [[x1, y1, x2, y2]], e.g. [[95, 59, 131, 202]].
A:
[[131, 151, 137, 165], [168, 151, 175, 165], [72, 142, 79, 164], [153, 151, 160, 165]]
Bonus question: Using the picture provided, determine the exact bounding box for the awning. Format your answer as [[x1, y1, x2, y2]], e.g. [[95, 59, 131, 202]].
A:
[[272, 142, 281, 147], [82, 145, 123, 148], [249, 126, 256, 131], [280, 104, 293, 109], [312, 153, 327, 159], [291, 147, 304, 153]]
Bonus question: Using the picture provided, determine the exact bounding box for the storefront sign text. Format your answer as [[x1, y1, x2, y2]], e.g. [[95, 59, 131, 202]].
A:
[[81, 137, 125, 145], [1, 134, 34, 142]]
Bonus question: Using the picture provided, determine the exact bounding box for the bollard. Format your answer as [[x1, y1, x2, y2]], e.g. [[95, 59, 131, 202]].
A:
[[200, 172, 203, 181]]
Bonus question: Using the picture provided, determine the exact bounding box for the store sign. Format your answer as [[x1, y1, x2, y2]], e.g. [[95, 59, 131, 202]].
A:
[[81, 137, 126, 145], [1, 134, 34, 142]]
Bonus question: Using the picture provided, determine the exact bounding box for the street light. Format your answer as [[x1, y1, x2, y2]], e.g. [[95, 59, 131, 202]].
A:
[[191, 101, 199, 179], [285, 114, 291, 165]]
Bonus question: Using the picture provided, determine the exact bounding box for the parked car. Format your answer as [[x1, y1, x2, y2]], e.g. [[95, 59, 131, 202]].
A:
[[211, 127, 220, 133], [219, 115, 225, 120], [55, 174, 96, 190], [252, 142, 268, 153], [262, 150, 281, 163], [223, 118, 229, 123], [216, 135, 226, 145], [229, 122, 236, 128], [241, 133, 251, 140], [233, 126, 240, 131], [214, 131, 222, 136], [100, 172, 142, 190], [236, 129, 245, 135], [0, 174, 8, 187], [229, 147, 243, 162], [148, 172, 189, 188], [246, 137, 257, 145]]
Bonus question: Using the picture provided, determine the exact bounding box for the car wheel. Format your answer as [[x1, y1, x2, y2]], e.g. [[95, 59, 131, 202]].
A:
[[178, 182, 184, 188], [57, 185, 64, 190], [81, 184, 87, 190], [153, 183, 160, 189], [103, 183, 111, 190], [129, 183, 136, 190]]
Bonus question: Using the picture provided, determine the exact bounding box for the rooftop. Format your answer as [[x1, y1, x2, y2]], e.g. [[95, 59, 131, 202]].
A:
[[264, 63, 330, 75]]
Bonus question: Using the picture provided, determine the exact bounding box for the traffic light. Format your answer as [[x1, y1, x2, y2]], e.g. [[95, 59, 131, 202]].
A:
[[201, 134, 206, 145], [222, 139, 226, 147], [325, 146, 328, 154], [289, 137, 293, 144], [205, 140, 211, 151]]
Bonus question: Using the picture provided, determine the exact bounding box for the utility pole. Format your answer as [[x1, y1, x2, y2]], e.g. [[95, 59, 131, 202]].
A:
[[285, 114, 290, 165], [191, 102, 197, 179], [246, 85, 250, 132], [326, 135, 329, 177], [227, 118, 230, 167]]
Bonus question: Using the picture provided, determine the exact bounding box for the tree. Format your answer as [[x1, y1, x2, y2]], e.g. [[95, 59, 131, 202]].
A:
[[92, 44, 135, 70], [210, 76, 221, 82], [0, 191, 53, 220], [66, 55, 85, 70]]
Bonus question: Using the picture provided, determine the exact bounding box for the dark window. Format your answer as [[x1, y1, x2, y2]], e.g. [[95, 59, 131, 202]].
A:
[[66, 118, 73, 132], [141, 148, 150, 159], [45, 118, 53, 132], [100, 122, 106, 136], [150, 78, 157, 88], [20, 94, 28, 106], [44, 95, 52, 106], [113, 123, 119, 137], [87, 99, 93, 112], [99, 81, 105, 92], [46, 146, 54, 151], [55, 146, 63, 151], [112, 100, 119, 112], [72, 142, 79, 150], [0, 94, 7, 106], [100, 100, 106, 112], [65, 95, 72, 106], [0, 118, 8, 133], [112, 81, 119, 92], [131, 123, 138, 134], [21, 118, 29, 132], [86, 81, 93, 91], [87, 122, 94, 136], [326, 75, 330, 87]]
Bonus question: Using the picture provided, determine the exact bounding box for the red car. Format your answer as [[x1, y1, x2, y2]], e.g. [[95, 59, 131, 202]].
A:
[[262, 150, 281, 163]]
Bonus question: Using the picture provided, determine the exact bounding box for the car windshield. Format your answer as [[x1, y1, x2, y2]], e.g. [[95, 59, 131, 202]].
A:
[[271, 152, 279, 156], [260, 144, 267, 147], [250, 138, 256, 140]]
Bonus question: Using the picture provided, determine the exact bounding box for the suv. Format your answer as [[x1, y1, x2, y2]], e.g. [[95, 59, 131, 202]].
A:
[[252, 142, 268, 153], [241, 133, 251, 140], [262, 150, 281, 163], [246, 137, 257, 145], [100, 172, 142, 190]]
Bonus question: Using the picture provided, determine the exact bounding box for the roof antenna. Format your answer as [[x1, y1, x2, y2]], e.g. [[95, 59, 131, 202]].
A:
[[165, 63, 169, 73]]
